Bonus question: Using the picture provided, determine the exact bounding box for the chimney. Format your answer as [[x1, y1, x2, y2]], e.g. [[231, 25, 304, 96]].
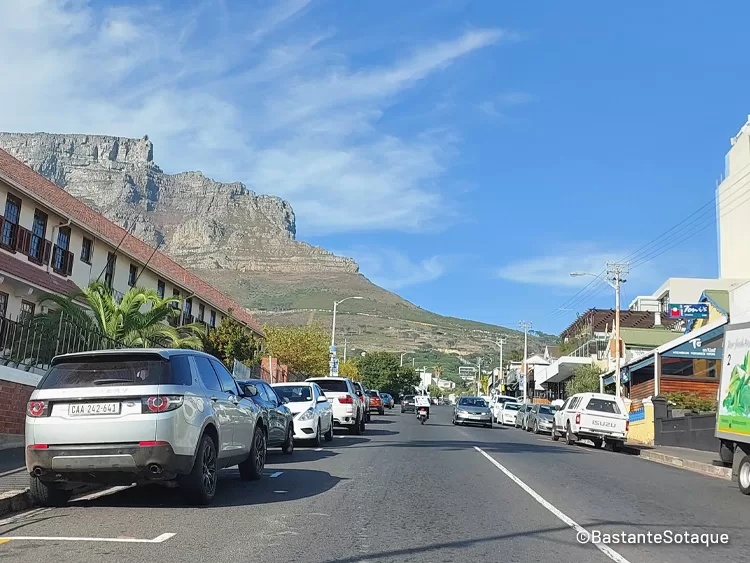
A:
[[654, 311, 662, 327]]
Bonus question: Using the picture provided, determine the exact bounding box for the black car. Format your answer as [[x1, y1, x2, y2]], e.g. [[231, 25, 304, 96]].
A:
[[237, 379, 295, 454], [401, 394, 416, 413]]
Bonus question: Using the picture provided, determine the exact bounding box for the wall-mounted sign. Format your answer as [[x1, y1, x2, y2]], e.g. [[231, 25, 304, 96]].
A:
[[669, 303, 709, 319], [662, 335, 722, 359]]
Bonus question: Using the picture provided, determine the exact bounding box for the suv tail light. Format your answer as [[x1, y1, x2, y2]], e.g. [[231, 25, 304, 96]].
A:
[[626, 420, 629, 432], [27, 400, 50, 417], [338, 396, 353, 404], [142, 395, 183, 413], [575, 413, 581, 425]]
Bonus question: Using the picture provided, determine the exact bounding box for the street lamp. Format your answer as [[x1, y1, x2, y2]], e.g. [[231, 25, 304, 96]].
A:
[[570, 263, 628, 399], [400, 352, 408, 367], [330, 296, 363, 376]]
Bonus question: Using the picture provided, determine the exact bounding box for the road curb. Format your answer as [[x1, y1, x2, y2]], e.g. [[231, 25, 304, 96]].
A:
[[623, 445, 732, 480], [0, 489, 31, 518]]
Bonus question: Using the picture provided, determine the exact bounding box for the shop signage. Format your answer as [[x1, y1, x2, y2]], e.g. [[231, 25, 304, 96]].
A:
[[662, 335, 722, 359], [668, 303, 709, 319]]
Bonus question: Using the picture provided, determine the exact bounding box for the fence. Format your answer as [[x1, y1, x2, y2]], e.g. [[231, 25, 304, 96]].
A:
[[0, 313, 124, 373]]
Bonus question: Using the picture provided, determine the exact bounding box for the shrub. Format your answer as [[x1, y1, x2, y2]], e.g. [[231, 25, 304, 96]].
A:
[[663, 391, 717, 413]]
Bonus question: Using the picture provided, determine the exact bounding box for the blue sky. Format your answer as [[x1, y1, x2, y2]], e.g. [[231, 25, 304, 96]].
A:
[[1, 1, 748, 334]]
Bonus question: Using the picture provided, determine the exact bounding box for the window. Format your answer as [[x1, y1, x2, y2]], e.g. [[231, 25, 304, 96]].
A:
[[128, 264, 138, 287], [80, 237, 93, 264], [157, 279, 165, 299], [52, 226, 72, 275], [198, 303, 205, 322], [0, 292, 7, 319], [309, 378, 348, 393], [29, 209, 47, 263], [258, 382, 279, 406], [168, 355, 194, 386], [209, 358, 238, 394], [2, 194, 21, 248], [209, 310, 216, 328], [20, 300, 35, 323], [184, 298, 192, 316], [193, 356, 222, 393], [172, 288, 181, 309], [104, 252, 116, 288], [39, 357, 171, 389], [585, 398, 620, 414]]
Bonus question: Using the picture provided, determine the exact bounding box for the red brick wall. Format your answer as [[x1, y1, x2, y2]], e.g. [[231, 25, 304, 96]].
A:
[[0, 379, 33, 436]]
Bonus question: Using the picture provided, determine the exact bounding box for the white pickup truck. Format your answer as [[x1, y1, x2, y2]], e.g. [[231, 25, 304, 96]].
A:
[[552, 392, 628, 451]]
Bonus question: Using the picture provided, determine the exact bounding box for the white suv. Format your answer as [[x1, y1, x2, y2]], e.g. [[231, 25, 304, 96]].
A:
[[306, 377, 365, 435], [25, 349, 265, 507]]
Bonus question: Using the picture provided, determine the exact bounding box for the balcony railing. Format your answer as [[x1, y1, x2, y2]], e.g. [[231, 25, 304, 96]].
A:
[[0, 216, 63, 273], [182, 313, 195, 326]]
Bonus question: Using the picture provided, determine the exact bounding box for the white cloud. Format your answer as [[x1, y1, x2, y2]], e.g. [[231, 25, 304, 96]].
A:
[[495, 250, 624, 287], [0, 1, 508, 236], [338, 248, 447, 290]]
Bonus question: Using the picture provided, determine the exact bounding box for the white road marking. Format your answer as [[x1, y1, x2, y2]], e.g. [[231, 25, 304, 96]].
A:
[[273, 490, 287, 494], [314, 448, 323, 452], [0, 508, 51, 528], [0, 532, 176, 543], [74, 485, 134, 501], [269, 471, 283, 478], [0, 467, 24, 479], [474, 446, 631, 563]]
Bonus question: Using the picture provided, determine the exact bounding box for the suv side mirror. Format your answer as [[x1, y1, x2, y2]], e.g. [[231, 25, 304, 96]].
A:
[[317, 396, 328, 403]]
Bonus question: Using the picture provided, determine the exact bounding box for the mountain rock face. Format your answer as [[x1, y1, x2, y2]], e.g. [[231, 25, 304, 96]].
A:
[[0, 132, 358, 274]]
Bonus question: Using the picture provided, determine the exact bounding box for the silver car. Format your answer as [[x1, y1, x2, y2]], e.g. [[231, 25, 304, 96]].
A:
[[525, 404, 556, 434], [514, 404, 533, 428], [25, 349, 264, 507], [452, 396, 493, 428]]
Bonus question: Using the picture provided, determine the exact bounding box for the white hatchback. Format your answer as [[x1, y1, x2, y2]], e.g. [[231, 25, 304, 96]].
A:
[[272, 382, 334, 445], [498, 402, 523, 425]]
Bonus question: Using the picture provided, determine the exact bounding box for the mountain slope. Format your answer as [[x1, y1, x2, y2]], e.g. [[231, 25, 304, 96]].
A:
[[0, 132, 553, 358]]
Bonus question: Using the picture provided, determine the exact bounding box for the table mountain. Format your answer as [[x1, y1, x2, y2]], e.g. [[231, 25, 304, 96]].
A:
[[0, 132, 549, 357]]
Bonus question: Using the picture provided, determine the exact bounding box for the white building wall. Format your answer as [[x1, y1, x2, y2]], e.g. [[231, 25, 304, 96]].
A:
[[719, 118, 750, 279]]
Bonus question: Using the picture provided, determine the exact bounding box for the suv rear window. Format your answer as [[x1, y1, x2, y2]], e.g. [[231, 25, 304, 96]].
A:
[[585, 398, 620, 414], [367, 390, 380, 397], [311, 379, 349, 393], [40, 355, 184, 389]]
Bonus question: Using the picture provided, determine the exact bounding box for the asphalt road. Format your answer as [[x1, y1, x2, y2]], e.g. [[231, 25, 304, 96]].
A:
[[1, 407, 748, 563]]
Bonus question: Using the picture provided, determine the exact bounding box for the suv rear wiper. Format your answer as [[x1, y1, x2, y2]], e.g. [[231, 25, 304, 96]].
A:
[[92, 378, 135, 385]]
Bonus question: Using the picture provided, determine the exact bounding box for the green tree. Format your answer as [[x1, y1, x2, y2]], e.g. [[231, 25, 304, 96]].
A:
[[338, 360, 361, 381], [479, 375, 490, 395], [428, 383, 443, 398], [565, 364, 603, 395], [202, 317, 262, 368], [35, 282, 204, 350], [357, 352, 420, 397], [263, 324, 329, 377]]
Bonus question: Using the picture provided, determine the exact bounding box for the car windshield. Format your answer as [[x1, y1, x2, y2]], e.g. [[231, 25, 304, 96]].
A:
[[39, 356, 174, 389], [505, 403, 522, 411], [274, 385, 313, 402], [459, 397, 487, 407]]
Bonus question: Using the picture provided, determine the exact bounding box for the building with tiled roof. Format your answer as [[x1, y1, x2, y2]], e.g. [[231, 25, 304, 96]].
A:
[[0, 147, 263, 337]]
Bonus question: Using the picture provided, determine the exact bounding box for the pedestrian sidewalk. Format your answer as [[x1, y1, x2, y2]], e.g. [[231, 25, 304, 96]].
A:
[[623, 442, 731, 480], [0, 447, 31, 517]]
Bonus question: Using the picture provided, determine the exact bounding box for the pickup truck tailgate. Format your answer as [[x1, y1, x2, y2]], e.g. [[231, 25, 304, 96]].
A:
[[580, 412, 627, 437]]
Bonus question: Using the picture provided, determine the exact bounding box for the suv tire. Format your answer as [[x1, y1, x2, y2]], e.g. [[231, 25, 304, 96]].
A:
[[551, 426, 560, 441], [350, 414, 362, 435], [565, 422, 577, 445], [239, 426, 267, 481], [282, 425, 295, 455], [183, 433, 218, 505], [29, 476, 72, 507], [324, 418, 334, 442]]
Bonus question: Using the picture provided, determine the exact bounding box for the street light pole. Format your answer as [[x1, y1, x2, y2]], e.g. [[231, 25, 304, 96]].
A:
[[519, 322, 531, 402], [400, 352, 407, 367], [496, 337, 507, 394], [330, 296, 363, 376]]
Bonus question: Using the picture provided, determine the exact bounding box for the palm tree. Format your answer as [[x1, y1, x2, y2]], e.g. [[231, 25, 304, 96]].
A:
[[433, 363, 443, 385], [36, 282, 205, 350]]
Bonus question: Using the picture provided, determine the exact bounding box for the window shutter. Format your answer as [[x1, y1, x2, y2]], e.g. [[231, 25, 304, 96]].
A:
[[16, 227, 31, 255], [42, 240, 52, 265], [65, 250, 73, 276]]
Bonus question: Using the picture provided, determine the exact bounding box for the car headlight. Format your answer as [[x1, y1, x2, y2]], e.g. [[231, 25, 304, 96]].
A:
[[298, 408, 315, 421], [457, 409, 468, 415]]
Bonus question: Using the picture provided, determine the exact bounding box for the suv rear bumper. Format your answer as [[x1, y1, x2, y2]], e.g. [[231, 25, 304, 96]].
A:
[[26, 442, 194, 484]]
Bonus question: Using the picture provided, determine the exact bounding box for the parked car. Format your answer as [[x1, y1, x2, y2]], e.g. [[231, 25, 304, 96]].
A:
[[307, 377, 366, 435], [352, 381, 371, 422], [525, 404, 555, 434], [367, 390, 385, 415], [25, 349, 266, 507], [380, 393, 395, 409], [272, 382, 334, 445], [514, 404, 533, 428], [490, 395, 519, 421], [236, 379, 295, 454], [452, 396, 492, 428], [498, 402, 522, 425], [401, 394, 416, 413], [552, 392, 628, 450]]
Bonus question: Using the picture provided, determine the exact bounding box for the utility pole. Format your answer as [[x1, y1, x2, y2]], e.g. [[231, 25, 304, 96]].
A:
[[477, 357, 482, 396], [400, 352, 407, 367], [344, 339, 347, 362], [519, 321, 532, 403], [607, 261, 629, 400], [496, 337, 507, 395]]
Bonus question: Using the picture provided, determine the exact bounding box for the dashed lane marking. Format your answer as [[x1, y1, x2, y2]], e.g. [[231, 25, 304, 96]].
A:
[[73, 485, 134, 502], [0, 533, 176, 544], [0, 467, 25, 479], [314, 448, 323, 452], [273, 490, 287, 494], [474, 446, 631, 563], [269, 471, 283, 478]]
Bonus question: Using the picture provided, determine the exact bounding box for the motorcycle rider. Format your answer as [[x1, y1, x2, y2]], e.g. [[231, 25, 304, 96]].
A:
[[414, 392, 431, 421]]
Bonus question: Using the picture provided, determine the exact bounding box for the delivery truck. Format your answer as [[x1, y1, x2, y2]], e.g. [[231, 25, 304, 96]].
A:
[[716, 321, 750, 494]]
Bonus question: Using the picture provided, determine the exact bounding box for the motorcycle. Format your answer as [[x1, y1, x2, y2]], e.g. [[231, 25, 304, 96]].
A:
[[417, 407, 429, 425]]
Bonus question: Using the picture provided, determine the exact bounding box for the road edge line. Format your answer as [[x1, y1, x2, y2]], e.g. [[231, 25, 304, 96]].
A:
[[473, 446, 631, 563]]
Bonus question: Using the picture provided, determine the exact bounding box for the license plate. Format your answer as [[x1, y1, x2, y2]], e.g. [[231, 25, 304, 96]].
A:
[[470, 414, 481, 418], [69, 402, 121, 416]]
